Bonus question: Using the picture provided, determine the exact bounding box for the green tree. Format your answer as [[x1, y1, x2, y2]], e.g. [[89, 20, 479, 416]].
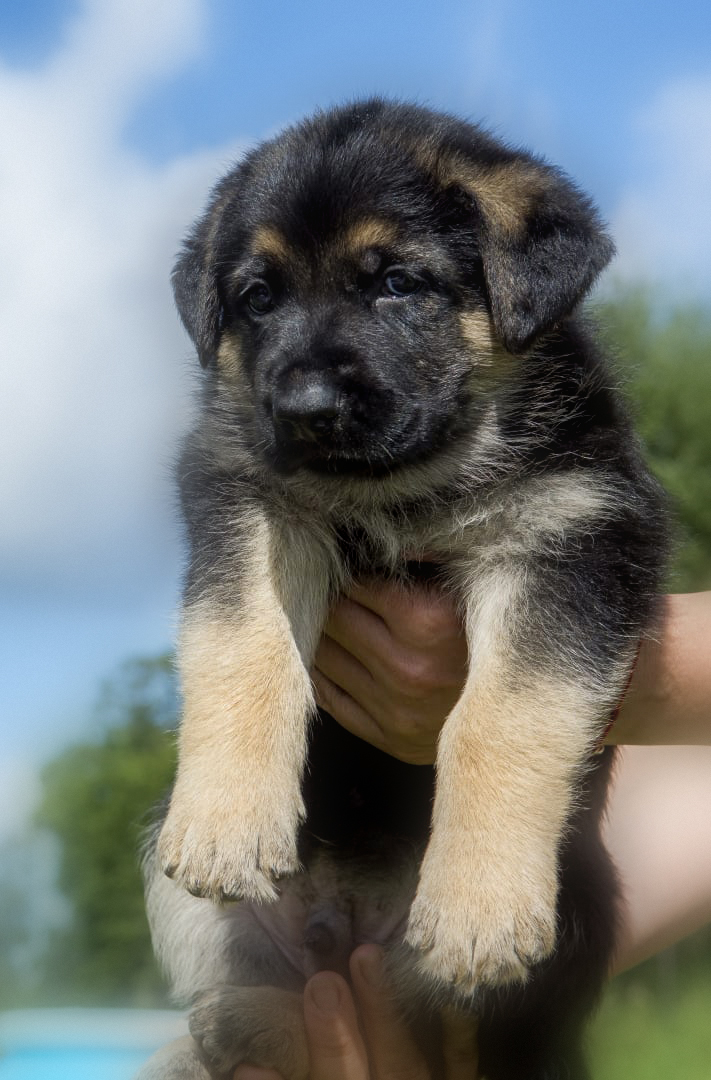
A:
[[597, 287, 711, 590], [35, 654, 177, 1005], [0, 871, 33, 1007]]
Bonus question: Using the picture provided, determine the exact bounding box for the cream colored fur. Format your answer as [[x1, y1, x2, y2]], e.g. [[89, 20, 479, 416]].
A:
[[158, 511, 331, 902]]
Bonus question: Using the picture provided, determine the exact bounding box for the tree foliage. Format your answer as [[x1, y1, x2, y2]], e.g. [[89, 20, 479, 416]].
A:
[[35, 655, 177, 1004], [596, 287, 711, 591]]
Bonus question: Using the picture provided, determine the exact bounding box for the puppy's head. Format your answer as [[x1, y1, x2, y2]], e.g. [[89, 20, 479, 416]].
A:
[[174, 100, 613, 477]]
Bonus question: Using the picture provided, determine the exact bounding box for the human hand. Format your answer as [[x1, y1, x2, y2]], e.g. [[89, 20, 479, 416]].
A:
[[312, 581, 468, 765], [233, 945, 478, 1080]]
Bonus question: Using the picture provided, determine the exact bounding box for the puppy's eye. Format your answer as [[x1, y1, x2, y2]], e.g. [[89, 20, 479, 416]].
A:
[[243, 281, 274, 315], [382, 267, 422, 297]]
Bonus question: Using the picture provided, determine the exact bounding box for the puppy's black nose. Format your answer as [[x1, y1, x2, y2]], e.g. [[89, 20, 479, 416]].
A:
[[271, 378, 340, 444]]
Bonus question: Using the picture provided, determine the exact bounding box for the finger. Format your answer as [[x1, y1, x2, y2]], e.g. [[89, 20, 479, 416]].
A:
[[324, 597, 395, 674], [314, 634, 376, 702], [324, 601, 422, 695], [346, 580, 418, 627], [347, 582, 465, 659], [350, 946, 429, 1080], [441, 1009, 479, 1080], [312, 669, 387, 749], [313, 670, 437, 764], [304, 972, 369, 1080]]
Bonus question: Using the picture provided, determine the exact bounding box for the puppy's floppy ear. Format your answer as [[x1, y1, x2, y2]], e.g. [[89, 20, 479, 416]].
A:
[[451, 159, 614, 353], [172, 204, 225, 369]]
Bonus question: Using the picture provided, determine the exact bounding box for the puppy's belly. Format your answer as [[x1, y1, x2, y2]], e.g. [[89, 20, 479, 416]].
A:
[[208, 713, 427, 983], [244, 872, 411, 980], [231, 709, 429, 980]]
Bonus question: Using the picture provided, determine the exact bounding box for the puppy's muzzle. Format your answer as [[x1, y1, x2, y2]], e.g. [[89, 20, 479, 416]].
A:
[[270, 374, 342, 447]]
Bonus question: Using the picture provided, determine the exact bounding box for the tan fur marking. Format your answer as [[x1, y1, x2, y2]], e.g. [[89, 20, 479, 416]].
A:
[[458, 309, 521, 385], [250, 224, 291, 262], [216, 330, 242, 376], [408, 673, 596, 991], [459, 310, 496, 354], [458, 310, 515, 372], [406, 567, 620, 993], [517, 472, 617, 536], [466, 162, 549, 234], [415, 141, 549, 235], [158, 514, 316, 903], [338, 218, 399, 255]]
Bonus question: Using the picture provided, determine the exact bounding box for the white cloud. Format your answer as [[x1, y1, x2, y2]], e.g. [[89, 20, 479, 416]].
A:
[[0, 0, 243, 591], [463, 0, 560, 153], [612, 77, 711, 294]]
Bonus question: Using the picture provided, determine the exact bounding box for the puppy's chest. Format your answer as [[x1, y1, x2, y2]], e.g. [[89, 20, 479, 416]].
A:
[[334, 521, 447, 582], [296, 467, 617, 583], [320, 497, 532, 584]]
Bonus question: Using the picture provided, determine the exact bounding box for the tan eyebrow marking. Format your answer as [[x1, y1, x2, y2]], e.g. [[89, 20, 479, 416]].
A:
[[338, 218, 400, 255], [250, 225, 292, 262]]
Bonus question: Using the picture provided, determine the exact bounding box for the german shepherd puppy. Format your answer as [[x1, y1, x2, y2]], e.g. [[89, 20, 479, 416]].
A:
[[141, 100, 667, 1079]]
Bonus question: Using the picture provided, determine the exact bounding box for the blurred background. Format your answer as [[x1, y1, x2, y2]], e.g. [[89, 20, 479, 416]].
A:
[[1, 1, 710, 1077]]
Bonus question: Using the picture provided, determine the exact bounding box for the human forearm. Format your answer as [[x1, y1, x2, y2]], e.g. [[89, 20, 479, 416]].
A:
[[604, 744, 711, 972], [609, 593, 711, 746]]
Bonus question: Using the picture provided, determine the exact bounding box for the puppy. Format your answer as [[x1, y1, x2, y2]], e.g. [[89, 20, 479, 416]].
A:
[[141, 100, 668, 1079]]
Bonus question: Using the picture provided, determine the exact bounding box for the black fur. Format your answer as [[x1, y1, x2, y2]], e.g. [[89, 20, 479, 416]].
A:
[[146, 100, 669, 1080]]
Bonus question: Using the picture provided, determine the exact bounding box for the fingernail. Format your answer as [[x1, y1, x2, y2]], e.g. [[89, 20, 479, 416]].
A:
[[356, 946, 383, 987], [308, 973, 341, 1014]]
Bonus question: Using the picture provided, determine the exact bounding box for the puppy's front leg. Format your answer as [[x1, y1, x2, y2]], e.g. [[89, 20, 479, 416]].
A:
[[159, 509, 330, 903], [406, 565, 626, 995]]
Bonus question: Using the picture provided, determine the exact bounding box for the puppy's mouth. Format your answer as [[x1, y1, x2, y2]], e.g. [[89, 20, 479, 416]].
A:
[[264, 402, 425, 478], [265, 439, 403, 478], [292, 453, 398, 478]]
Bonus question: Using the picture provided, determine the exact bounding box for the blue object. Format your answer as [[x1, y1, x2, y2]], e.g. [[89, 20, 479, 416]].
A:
[[0, 1009, 187, 1080]]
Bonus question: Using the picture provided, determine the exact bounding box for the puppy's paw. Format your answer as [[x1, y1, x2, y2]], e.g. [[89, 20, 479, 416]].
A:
[[405, 845, 557, 996], [158, 775, 304, 903], [190, 986, 308, 1080]]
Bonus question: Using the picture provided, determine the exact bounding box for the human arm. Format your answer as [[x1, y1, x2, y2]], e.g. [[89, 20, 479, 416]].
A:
[[605, 592, 711, 746], [603, 744, 711, 972]]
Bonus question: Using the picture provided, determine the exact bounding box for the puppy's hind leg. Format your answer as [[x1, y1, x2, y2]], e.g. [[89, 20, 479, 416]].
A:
[[144, 817, 311, 1080], [189, 985, 308, 1080], [134, 1037, 208, 1080], [134, 991, 308, 1080]]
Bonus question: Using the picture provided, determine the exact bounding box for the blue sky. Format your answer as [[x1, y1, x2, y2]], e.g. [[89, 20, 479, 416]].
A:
[[1, 0, 710, 836]]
